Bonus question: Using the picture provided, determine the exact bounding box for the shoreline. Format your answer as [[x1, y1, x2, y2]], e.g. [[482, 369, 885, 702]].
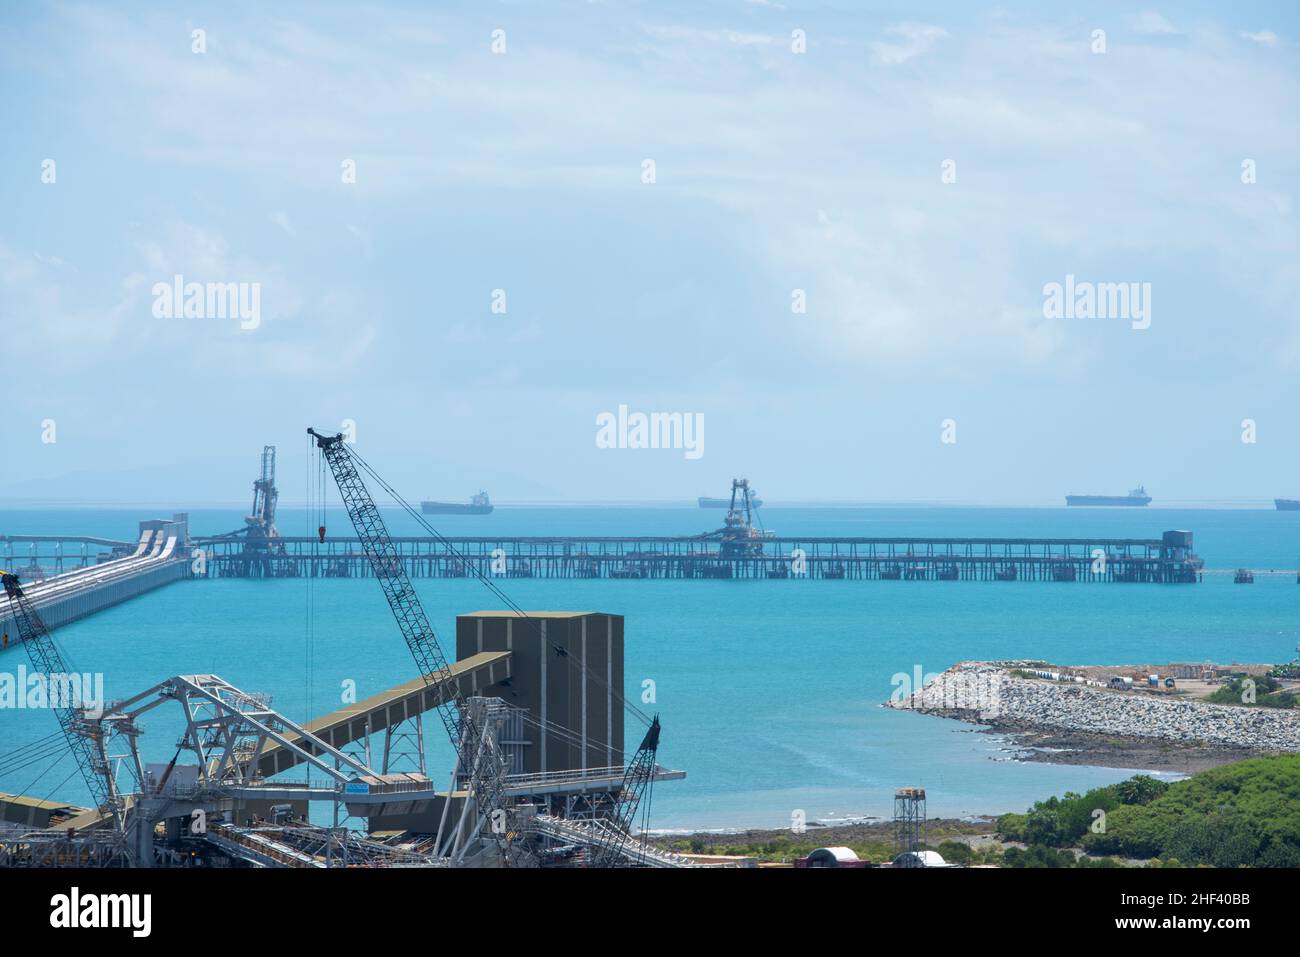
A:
[[982, 719, 1256, 774], [647, 812, 993, 839], [648, 817, 1000, 862]]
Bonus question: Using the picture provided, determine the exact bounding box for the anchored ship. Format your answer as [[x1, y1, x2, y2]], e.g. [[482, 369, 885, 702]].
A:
[[1065, 486, 1151, 507], [700, 491, 763, 508], [421, 490, 494, 515], [1276, 499, 1300, 511]]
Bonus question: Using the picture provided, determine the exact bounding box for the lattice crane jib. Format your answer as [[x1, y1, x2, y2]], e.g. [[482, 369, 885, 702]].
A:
[[306, 429, 508, 840], [589, 714, 660, 867], [1, 572, 123, 834]]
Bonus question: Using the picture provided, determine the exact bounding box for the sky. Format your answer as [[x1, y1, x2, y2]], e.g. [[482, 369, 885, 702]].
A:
[[1, 0, 1298, 505]]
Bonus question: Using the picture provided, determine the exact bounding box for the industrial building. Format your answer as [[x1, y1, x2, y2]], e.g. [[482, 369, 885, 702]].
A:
[[456, 611, 625, 776]]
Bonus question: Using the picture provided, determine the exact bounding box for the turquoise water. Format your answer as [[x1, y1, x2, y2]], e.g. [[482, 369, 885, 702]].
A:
[[2, 506, 1297, 830]]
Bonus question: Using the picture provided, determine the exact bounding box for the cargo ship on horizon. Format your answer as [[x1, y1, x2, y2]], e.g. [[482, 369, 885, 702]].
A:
[[1065, 486, 1152, 507], [1275, 499, 1300, 511], [421, 490, 494, 515], [699, 493, 763, 509]]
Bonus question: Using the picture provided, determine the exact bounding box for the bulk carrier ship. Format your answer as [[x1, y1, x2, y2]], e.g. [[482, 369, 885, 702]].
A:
[[420, 490, 494, 515], [700, 490, 762, 508], [1065, 486, 1152, 507]]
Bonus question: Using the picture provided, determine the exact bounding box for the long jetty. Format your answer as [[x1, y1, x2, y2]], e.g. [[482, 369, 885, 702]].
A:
[[0, 515, 192, 640], [192, 529, 1202, 583]]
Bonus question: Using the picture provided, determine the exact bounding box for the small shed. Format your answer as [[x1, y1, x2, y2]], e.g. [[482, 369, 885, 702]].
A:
[[892, 850, 949, 868], [797, 846, 867, 868]]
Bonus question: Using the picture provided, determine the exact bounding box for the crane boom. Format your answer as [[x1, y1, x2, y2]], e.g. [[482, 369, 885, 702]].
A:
[[2, 572, 122, 832], [589, 715, 660, 867], [306, 429, 507, 845]]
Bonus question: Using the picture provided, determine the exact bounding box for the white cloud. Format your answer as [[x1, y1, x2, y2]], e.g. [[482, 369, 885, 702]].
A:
[[641, 24, 775, 47], [871, 22, 948, 65], [269, 211, 296, 238], [8, 6, 1300, 381], [1129, 12, 1179, 36], [346, 224, 374, 258], [1241, 29, 1279, 47], [0, 242, 137, 364]]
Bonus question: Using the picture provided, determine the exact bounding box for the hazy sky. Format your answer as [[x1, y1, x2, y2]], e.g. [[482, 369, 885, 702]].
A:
[[2, 1, 1298, 505]]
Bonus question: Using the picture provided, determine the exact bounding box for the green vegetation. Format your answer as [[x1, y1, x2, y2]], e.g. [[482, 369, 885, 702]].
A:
[[997, 774, 1168, 848], [933, 840, 1004, 866], [1083, 756, 1300, 866], [1206, 675, 1296, 709], [1001, 845, 1124, 868], [1000, 755, 1300, 867]]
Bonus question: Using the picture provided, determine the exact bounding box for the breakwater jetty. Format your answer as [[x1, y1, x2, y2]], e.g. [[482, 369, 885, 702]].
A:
[[887, 662, 1300, 752]]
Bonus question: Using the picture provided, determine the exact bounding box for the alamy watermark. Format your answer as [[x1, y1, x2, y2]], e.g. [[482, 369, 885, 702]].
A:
[[0, 666, 104, 716], [50, 887, 150, 937], [152, 274, 262, 330], [1042, 274, 1150, 330], [595, 405, 704, 460], [890, 665, 1002, 717]]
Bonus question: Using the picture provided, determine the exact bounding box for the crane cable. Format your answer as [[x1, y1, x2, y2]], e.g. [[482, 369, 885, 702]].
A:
[[305, 432, 314, 735], [313, 443, 325, 721], [39, 761, 83, 811], [0, 731, 69, 776], [10, 747, 71, 809], [0, 586, 104, 807], [514, 710, 625, 765], [0, 728, 64, 758], [637, 768, 656, 851], [0, 741, 67, 776]]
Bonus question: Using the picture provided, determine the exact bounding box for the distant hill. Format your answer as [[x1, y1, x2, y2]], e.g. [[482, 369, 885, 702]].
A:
[[0, 450, 561, 506]]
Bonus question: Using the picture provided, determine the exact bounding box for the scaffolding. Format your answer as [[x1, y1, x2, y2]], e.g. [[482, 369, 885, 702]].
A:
[[893, 787, 927, 865]]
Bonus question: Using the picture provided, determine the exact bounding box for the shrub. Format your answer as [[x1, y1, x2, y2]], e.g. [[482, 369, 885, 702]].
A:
[[936, 840, 973, 865], [1081, 756, 1300, 866]]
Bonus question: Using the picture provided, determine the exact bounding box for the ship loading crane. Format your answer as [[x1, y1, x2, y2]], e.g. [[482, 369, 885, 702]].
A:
[[1, 571, 128, 861], [204, 445, 289, 577], [714, 478, 773, 560], [307, 428, 511, 863], [239, 445, 288, 576], [246, 445, 280, 540]]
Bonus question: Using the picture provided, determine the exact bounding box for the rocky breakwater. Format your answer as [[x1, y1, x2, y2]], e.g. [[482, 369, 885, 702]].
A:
[[886, 662, 1300, 753]]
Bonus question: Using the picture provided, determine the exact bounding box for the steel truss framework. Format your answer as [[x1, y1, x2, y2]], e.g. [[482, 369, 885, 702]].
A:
[[1, 675, 691, 868], [4, 672, 551, 867], [894, 787, 927, 865], [2, 674, 451, 868]]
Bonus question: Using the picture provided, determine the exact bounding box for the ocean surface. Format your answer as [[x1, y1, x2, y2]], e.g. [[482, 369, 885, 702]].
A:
[[2, 505, 1297, 831]]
